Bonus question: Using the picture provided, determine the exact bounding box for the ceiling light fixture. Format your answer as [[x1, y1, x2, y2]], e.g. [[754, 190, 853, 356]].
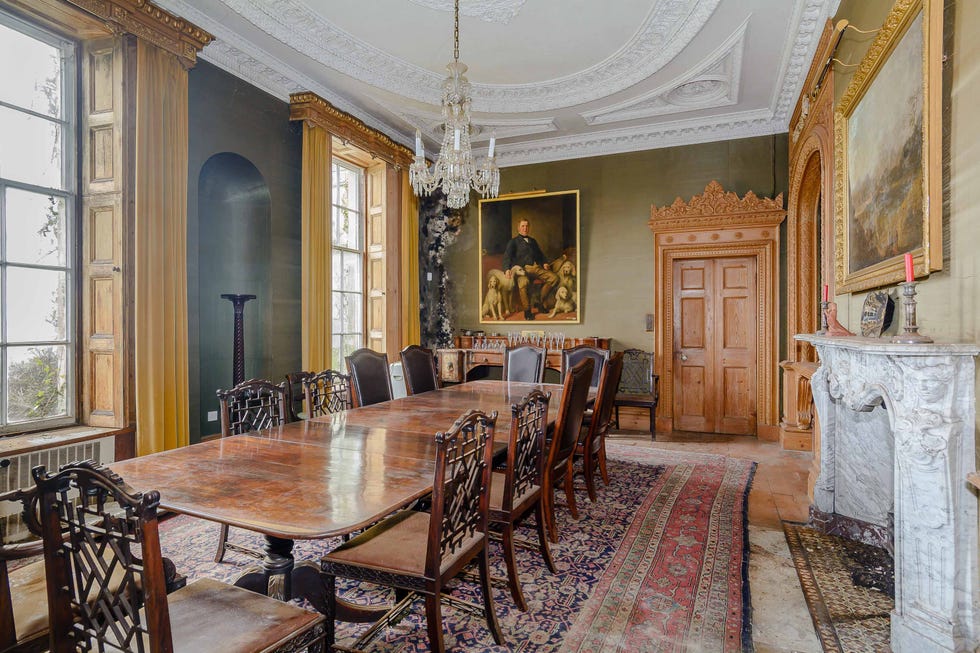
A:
[[410, 0, 499, 209]]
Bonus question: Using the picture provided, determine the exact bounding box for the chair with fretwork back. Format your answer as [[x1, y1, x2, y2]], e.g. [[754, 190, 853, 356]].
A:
[[213, 378, 289, 562], [33, 460, 325, 653], [303, 369, 353, 418], [488, 390, 555, 611], [613, 348, 659, 437], [321, 410, 503, 653]]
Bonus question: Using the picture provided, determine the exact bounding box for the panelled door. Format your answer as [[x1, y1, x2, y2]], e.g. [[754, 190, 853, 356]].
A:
[[672, 256, 757, 435]]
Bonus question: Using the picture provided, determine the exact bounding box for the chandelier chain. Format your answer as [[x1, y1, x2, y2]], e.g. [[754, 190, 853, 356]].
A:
[[453, 0, 460, 63]]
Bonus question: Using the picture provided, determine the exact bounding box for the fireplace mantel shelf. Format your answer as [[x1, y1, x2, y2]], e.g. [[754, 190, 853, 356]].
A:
[[797, 333, 979, 356]]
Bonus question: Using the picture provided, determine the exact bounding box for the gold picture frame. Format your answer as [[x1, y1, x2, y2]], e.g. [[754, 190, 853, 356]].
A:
[[834, 0, 943, 293], [478, 190, 581, 324]]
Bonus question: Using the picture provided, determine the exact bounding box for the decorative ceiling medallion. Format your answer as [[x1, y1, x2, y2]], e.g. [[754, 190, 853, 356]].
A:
[[581, 19, 745, 125], [211, 0, 722, 112], [406, 0, 527, 24]]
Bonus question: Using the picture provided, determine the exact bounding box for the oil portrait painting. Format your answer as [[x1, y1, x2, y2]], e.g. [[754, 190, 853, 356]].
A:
[[478, 190, 580, 324]]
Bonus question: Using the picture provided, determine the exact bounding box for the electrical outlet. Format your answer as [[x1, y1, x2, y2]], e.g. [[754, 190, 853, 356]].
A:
[[427, 271, 433, 282], [207, 410, 218, 422], [645, 313, 654, 332]]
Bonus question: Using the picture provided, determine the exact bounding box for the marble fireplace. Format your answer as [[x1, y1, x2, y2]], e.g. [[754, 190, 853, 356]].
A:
[[798, 335, 979, 652]]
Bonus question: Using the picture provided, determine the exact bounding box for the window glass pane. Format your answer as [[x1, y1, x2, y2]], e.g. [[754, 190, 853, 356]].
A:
[[331, 162, 340, 206], [0, 22, 62, 118], [335, 166, 359, 210], [5, 188, 67, 266], [6, 266, 67, 342], [331, 292, 343, 330], [342, 292, 362, 333], [0, 105, 63, 189], [342, 335, 361, 362], [332, 205, 361, 250], [6, 344, 67, 422], [341, 251, 362, 292], [331, 335, 343, 369]]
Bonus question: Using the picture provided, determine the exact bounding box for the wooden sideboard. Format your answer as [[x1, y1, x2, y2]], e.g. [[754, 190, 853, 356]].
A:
[[436, 336, 610, 383]]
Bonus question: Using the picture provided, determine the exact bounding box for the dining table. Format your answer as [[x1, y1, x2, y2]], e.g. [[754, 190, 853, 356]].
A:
[[108, 379, 570, 620]]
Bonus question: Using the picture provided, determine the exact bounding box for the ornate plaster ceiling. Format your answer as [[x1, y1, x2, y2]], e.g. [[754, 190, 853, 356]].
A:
[[157, 0, 841, 167]]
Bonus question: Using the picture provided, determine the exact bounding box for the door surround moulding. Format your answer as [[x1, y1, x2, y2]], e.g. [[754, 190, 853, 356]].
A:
[[650, 181, 785, 438]]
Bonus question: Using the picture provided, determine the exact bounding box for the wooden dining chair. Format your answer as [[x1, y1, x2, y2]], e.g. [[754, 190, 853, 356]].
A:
[[542, 358, 594, 543], [303, 369, 353, 417], [1, 482, 47, 653], [400, 345, 440, 395], [345, 348, 394, 407], [320, 410, 503, 653], [613, 348, 660, 437], [488, 390, 555, 611], [572, 352, 624, 503], [33, 460, 326, 653], [214, 378, 289, 563], [284, 370, 313, 421], [561, 345, 610, 388], [501, 345, 547, 383]]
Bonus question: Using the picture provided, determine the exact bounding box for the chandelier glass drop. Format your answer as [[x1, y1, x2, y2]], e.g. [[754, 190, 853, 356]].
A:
[[409, 0, 499, 209]]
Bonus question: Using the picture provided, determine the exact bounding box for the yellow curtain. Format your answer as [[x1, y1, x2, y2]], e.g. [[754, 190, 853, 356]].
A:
[[301, 122, 333, 371], [133, 41, 190, 454], [400, 170, 421, 346]]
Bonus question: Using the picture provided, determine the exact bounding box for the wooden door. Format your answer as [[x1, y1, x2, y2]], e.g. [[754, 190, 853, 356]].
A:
[[365, 163, 386, 352], [672, 257, 757, 434]]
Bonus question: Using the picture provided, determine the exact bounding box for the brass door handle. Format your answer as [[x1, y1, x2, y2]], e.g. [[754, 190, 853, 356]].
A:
[[680, 354, 689, 361]]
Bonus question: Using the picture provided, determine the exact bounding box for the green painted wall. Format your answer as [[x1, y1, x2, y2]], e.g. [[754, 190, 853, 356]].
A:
[[186, 61, 303, 442], [444, 135, 789, 352]]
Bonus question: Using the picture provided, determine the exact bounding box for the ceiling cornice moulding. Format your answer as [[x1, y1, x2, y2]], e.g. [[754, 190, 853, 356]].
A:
[[406, 0, 527, 24], [494, 108, 779, 168], [213, 0, 723, 113]]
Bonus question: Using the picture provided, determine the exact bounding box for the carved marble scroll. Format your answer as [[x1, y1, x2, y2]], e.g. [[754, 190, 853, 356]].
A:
[[799, 334, 979, 653]]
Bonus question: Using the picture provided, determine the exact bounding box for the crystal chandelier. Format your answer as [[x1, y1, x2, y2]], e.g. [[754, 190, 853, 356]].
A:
[[410, 0, 499, 209]]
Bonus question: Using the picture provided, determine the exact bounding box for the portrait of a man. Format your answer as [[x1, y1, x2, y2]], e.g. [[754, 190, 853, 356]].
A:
[[478, 190, 580, 323]]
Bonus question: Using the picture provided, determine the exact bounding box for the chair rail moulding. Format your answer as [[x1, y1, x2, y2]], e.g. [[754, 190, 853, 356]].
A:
[[649, 181, 785, 438], [289, 92, 414, 169], [3, 0, 213, 66]]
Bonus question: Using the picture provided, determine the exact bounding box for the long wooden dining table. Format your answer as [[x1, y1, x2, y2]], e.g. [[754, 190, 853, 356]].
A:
[[108, 380, 569, 620]]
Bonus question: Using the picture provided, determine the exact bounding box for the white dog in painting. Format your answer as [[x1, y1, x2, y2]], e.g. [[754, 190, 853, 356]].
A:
[[547, 285, 576, 318], [481, 275, 504, 320], [485, 265, 525, 318]]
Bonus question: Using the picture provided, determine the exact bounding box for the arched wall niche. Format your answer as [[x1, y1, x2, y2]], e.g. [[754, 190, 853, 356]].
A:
[[197, 152, 272, 436], [779, 19, 838, 451]]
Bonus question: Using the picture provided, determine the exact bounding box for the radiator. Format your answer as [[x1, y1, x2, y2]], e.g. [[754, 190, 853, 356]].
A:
[[0, 436, 115, 542]]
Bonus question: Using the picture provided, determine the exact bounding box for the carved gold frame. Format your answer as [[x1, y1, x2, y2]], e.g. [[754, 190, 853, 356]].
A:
[[834, 0, 943, 293]]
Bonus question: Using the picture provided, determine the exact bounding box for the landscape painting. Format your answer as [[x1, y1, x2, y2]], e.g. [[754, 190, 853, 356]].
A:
[[834, 0, 943, 293], [846, 12, 923, 274]]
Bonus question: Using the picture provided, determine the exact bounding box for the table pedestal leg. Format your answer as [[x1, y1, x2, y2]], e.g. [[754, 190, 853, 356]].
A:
[[233, 534, 391, 623]]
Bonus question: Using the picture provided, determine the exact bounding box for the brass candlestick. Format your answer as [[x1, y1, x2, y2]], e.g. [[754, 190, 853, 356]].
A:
[[891, 282, 933, 344], [817, 301, 829, 335]]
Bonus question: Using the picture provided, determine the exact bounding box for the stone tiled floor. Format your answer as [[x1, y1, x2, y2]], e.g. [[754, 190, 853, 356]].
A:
[[608, 429, 822, 652]]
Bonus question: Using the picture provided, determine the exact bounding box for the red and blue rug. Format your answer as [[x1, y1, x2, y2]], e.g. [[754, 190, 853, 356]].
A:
[[158, 445, 755, 652]]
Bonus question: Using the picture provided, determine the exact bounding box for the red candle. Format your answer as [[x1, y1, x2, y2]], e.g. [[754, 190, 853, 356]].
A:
[[822, 284, 829, 302], [904, 252, 914, 283]]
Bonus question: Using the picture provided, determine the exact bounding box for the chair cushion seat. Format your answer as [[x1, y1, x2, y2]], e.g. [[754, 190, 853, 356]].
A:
[[167, 577, 323, 653], [488, 470, 540, 516], [9, 548, 138, 644], [614, 392, 658, 407], [9, 559, 47, 643], [323, 510, 484, 579]]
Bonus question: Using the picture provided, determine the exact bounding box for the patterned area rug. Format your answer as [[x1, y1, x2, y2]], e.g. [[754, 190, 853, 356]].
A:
[[157, 445, 755, 652], [783, 523, 894, 653]]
